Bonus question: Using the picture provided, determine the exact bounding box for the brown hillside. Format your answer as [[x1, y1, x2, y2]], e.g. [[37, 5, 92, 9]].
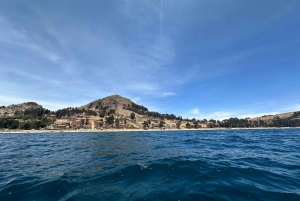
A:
[[79, 94, 144, 118], [249, 111, 299, 122], [0, 102, 43, 117]]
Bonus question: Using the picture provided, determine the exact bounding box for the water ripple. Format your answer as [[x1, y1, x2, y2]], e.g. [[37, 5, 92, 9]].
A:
[[0, 129, 300, 200]]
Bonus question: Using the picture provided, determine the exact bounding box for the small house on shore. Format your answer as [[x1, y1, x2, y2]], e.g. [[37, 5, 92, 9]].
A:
[[55, 124, 67, 130]]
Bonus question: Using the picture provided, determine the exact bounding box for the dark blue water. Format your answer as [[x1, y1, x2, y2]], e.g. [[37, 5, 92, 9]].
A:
[[0, 129, 299, 201]]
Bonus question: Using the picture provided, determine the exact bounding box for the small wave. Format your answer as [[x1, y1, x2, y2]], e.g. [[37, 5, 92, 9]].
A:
[[1, 130, 300, 200]]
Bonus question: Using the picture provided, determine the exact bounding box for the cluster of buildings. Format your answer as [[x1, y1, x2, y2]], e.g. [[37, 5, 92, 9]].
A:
[[45, 114, 179, 130], [46, 114, 136, 130]]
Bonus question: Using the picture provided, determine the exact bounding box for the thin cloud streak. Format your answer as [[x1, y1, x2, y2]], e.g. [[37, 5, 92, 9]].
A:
[[190, 108, 200, 114], [0, 1, 299, 118]]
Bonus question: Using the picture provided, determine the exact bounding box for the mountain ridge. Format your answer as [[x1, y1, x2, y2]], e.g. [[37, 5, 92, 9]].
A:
[[1, 95, 300, 126]]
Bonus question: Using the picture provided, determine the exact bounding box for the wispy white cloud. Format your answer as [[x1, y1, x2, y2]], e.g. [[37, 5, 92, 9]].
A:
[[190, 108, 200, 114], [277, 104, 300, 113], [238, 112, 278, 119], [0, 2, 248, 105], [8, 67, 43, 81], [186, 102, 300, 121], [0, 0, 299, 116], [131, 97, 140, 103], [1, 65, 62, 87], [0, 15, 77, 74], [200, 111, 237, 120], [38, 100, 82, 111], [185, 108, 236, 120], [162, 92, 176, 97], [91, 36, 176, 94], [0, 94, 31, 106], [0, 93, 90, 111]]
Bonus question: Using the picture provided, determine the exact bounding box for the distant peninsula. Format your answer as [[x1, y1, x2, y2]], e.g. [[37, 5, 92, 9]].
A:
[[1, 95, 300, 131]]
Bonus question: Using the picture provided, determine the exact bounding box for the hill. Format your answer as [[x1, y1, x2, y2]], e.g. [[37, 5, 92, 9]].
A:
[[1, 94, 300, 130], [246, 111, 300, 127], [249, 111, 299, 121], [53, 94, 181, 129], [0, 102, 46, 118], [79, 94, 144, 118], [75, 94, 180, 120]]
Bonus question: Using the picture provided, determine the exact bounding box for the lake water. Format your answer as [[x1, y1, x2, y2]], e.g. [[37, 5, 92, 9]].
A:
[[0, 129, 299, 200]]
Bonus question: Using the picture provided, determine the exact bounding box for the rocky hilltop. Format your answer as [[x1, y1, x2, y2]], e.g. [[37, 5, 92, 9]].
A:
[[0, 102, 43, 117], [53, 94, 181, 129], [79, 94, 146, 118]]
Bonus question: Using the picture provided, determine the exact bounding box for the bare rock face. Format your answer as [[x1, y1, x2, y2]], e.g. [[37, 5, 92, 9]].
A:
[[0, 102, 43, 117]]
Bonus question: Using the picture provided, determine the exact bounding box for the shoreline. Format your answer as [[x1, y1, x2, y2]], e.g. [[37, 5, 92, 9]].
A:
[[1, 127, 300, 134]]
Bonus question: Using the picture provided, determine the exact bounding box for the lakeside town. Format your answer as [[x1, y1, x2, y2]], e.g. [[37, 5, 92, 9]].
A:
[[1, 95, 300, 132]]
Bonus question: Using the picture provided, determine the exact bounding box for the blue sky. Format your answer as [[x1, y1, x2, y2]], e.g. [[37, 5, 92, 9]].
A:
[[1, 0, 300, 120]]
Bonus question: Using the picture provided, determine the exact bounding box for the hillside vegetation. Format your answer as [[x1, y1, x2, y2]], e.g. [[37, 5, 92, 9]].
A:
[[1, 95, 300, 130]]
